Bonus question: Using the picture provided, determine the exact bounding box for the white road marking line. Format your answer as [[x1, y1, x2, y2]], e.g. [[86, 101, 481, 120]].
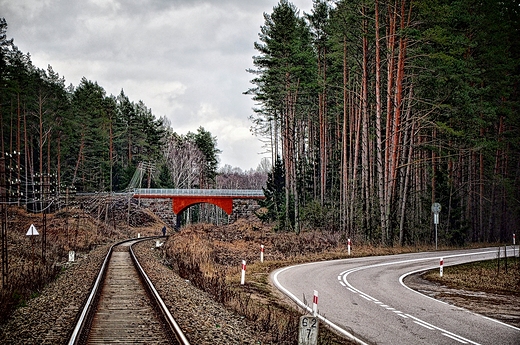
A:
[[405, 314, 481, 345], [413, 320, 434, 330], [338, 250, 503, 345], [442, 332, 468, 344]]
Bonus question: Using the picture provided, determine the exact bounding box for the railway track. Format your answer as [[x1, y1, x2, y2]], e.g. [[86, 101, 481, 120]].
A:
[[68, 237, 190, 345]]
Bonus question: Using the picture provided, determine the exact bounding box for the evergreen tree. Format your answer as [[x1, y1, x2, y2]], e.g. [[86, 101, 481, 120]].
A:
[[259, 156, 292, 230]]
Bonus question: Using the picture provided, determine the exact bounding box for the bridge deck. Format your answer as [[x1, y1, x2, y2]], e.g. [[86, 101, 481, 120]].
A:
[[133, 188, 264, 198]]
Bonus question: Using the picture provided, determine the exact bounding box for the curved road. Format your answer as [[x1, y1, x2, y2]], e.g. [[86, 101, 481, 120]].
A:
[[272, 247, 519, 345]]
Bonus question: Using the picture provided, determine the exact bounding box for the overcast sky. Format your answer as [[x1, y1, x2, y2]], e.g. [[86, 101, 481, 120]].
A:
[[1, 0, 313, 171]]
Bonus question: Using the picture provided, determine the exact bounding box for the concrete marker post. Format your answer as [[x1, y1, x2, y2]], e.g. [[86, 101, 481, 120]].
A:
[[348, 238, 351, 256], [241, 260, 246, 285], [312, 290, 318, 316], [298, 315, 319, 345], [260, 244, 264, 263], [440, 257, 444, 277]]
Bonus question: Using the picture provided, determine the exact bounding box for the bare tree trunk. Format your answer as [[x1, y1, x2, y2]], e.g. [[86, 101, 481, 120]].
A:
[[374, 0, 386, 243], [384, 1, 397, 244], [0, 105, 4, 158], [17, 94, 21, 202], [341, 36, 349, 233], [361, 7, 370, 235], [39, 92, 44, 178], [398, 86, 414, 245]]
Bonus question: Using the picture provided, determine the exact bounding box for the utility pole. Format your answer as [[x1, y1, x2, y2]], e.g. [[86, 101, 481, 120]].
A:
[[1, 157, 8, 288]]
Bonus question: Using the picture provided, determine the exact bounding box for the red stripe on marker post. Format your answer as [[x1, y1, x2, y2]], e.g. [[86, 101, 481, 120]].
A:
[[312, 290, 319, 316], [241, 260, 246, 285]]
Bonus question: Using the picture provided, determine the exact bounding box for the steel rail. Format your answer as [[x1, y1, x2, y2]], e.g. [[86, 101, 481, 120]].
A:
[[130, 242, 191, 345], [67, 236, 190, 345]]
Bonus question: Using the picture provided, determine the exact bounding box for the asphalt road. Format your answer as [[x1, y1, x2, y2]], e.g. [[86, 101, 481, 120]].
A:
[[272, 246, 520, 345]]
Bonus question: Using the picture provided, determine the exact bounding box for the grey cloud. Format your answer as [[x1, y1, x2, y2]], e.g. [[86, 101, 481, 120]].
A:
[[0, 0, 313, 170]]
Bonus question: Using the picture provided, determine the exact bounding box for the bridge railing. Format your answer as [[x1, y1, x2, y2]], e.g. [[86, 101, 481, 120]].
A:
[[133, 188, 265, 197]]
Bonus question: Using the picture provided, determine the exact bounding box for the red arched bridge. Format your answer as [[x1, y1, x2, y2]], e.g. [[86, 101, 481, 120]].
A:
[[132, 188, 265, 215]]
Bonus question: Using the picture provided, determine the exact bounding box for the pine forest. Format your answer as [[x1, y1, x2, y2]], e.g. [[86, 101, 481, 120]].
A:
[[247, 0, 519, 245]]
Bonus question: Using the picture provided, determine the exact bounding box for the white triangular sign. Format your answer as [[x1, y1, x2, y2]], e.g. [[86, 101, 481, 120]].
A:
[[26, 224, 39, 236]]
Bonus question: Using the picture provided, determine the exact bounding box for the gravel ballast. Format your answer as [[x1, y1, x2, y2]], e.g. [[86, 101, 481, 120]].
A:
[[0, 239, 264, 344]]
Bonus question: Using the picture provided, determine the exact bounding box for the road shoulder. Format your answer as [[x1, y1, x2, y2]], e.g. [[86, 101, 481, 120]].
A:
[[404, 272, 520, 328]]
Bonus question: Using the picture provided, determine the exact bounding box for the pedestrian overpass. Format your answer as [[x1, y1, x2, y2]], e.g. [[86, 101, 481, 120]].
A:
[[132, 188, 265, 215]]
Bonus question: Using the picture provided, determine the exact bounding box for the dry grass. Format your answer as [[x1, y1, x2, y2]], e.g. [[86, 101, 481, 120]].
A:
[[424, 255, 520, 296], [0, 204, 167, 325]]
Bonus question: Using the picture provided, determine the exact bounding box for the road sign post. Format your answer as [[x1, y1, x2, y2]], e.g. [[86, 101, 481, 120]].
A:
[[298, 315, 319, 345], [432, 203, 441, 250], [26, 224, 39, 273]]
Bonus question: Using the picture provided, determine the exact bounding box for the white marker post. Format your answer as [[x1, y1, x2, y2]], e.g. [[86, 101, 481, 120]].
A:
[[260, 245, 265, 263], [348, 238, 351, 256], [312, 290, 318, 316], [241, 260, 246, 285], [514, 234, 516, 258], [439, 257, 444, 277], [68, 251, 75, 262]]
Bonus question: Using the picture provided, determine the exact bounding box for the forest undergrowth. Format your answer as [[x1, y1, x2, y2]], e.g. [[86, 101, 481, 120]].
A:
[[0, 205, 164, 325]]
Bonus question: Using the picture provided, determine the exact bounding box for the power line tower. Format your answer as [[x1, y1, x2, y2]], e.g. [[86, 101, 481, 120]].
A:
[[1, 157, 8, 289], [127, 162, 156, 190]]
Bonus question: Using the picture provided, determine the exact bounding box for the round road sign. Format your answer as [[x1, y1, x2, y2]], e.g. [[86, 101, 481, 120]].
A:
[[432, 203, 441, 214]]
